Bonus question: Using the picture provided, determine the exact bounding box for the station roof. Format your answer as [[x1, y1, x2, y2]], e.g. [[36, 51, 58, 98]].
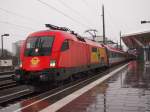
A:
[[121, 31, 150, 49]]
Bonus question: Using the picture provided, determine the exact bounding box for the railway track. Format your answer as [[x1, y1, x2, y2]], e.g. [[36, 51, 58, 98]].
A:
[[0, 81, 18, 90], [0, 71, 14, 75], [0, 72, 16, 90], [0, 62, 127, 111], [0, 85, 35, 106], [0, 73, 14, 81], [0, 68, 105, 109]]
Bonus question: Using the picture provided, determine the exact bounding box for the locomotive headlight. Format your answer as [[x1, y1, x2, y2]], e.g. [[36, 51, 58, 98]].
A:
[[19, 62, 22, 68], [50, 60, 56, 67]]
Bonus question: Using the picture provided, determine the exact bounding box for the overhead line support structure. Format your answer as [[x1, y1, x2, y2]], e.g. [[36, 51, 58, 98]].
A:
[[102, 5, 106, 44]]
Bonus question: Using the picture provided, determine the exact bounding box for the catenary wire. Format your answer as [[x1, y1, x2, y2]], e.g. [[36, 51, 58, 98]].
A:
[[36, 0, 92, 29], [0, 21, 36, 31], [55, 0, 96, 28], [0, 7, 42, 25]]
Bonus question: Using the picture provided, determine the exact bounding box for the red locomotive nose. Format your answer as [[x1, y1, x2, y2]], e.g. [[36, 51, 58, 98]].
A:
[[22, 56, 52, 71], [30, 57, 40, 66]]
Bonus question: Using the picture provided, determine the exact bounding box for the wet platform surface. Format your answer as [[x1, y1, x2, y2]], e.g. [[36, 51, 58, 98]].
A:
[[1, 61, 150, 112], [57, 61, 150, 112]]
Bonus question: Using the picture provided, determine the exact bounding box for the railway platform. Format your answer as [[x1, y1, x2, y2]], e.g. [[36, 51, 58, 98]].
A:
[[1, 60, 150, 112], [43, 61, 150, 112]]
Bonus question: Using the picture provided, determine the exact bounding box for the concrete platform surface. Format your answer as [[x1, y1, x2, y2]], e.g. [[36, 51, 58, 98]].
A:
[[55, 61, 150, 112]]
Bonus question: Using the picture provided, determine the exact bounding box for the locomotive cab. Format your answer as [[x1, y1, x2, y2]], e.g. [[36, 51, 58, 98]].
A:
[[14, 33, 59, 82], [23, 36, 55, 70], [13, 29, 73, 83]]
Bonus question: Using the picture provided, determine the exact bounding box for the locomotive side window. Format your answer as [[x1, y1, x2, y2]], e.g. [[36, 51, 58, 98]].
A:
[[61, 40, 69, 51], [92, 47, 97, 52]]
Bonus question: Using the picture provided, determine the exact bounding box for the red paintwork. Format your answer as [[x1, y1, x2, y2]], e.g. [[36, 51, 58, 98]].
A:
[[20, 30, 62, 71], [58, 40, 89, 68], [20, 29, 128, 72], [20, 30, 107, 71], [22, 56, 51, 71], [105, 45, 125, 54]]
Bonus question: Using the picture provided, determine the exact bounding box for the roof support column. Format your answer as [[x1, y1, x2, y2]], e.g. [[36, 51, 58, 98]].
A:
[[132, 38, 144, 48]]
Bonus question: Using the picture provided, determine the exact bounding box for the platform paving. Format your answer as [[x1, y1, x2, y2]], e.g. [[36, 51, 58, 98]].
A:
[[1, 61, 150, 112], [57, 61, 150, 112]]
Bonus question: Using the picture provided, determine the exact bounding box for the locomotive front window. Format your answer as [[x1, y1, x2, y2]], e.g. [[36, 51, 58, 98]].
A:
[[24, 36, 54, 56]]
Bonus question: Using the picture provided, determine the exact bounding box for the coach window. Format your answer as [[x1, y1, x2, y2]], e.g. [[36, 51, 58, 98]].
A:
[[109, 52, 112, 58], [112, 52, 114, 58], [112, 52, 115, 58], [61, 40, 69, 51]]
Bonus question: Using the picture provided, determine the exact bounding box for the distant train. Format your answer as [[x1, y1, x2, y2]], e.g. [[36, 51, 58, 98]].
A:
[[13, 24, 135, 83]]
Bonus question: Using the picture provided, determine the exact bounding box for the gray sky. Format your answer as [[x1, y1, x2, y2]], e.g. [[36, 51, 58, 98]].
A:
[[0, 0, 150, 52]]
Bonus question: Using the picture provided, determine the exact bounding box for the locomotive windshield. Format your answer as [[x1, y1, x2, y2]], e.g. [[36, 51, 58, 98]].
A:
[[24, 36, 54, 56]]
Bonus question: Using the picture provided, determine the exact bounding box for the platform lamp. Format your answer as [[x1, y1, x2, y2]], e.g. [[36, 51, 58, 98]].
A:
[[141, 21, 150, 24], [141, 20, 150, 46], [1, 33, 9, 57]]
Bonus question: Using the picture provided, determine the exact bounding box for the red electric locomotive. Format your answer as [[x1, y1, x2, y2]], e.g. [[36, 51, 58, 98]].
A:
[[13, 24, 108, 83]]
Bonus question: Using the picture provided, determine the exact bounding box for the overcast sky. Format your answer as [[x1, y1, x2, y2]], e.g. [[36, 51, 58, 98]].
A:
[[0, 0, 150, 52]]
